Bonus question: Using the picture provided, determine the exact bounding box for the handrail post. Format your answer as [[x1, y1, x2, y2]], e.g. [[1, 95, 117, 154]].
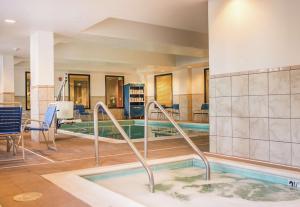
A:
[[144, 100, 211, 180], [144, 103, 149, 159], [94, 105, 99, 166], [94, 101, 155, 192]]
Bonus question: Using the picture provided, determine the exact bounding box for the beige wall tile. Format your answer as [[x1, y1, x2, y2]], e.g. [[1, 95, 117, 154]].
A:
[[209, 98, 216, 117], [232, 117, 249, 138], [291, 70, 300, 94], [270, 141, 291, 165], [217, 136, 232, 156], [291, 94, 300, 118], [216, 97, 231, 116], [215, 77, 231, 97], [291, 119, 300, 143], [292, 144, 300, 167], [209, 78, 216, 98], [269, 71, 290, 94], [217, 117, 232, 137], [232, 96, 249, 117], [210, 136, 217, 153], [269, 95, 290, 118], [249, 73, 268, 95], [209, 116, 216, 136], [249, 95, 268, 117], [250, 139, 270, 161], [233, 138, 249, 158], [250, 118, 269, 140], [269, 118, 291, 142], [232, 75, 249, 96]]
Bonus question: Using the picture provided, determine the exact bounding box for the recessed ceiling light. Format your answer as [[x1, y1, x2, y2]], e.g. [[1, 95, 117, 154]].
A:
[[4, 19, 16, 24]]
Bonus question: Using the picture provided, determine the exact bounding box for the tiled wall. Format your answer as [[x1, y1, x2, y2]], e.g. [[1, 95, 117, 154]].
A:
[[210, 65, 300, 167]]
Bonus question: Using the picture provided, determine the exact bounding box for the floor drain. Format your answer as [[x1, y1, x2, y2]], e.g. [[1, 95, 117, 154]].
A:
[[13, 192, 42, 202]]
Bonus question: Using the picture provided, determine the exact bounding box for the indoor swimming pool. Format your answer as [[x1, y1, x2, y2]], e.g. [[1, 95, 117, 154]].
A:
[[44, 155, 300, 207], [58, 120, 209, 141]]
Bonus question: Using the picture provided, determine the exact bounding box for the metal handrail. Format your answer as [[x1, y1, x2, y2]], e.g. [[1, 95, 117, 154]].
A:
[[144, 100, 211, 180], [94, 101, 155, 193]]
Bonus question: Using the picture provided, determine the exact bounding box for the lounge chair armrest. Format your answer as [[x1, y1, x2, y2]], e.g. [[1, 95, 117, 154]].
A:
[[23, 119, 48, 129]]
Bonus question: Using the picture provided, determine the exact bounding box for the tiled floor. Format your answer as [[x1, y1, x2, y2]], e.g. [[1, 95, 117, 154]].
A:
[[0, 133, 209, 207]]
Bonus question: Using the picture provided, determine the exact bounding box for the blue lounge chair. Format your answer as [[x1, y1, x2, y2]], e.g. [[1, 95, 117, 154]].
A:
[[168, 104, 180, 120], [193, 103, 209, 122], [98, 106, 107, 120], [24, 104, 57, 150], [0, 103, 25, 161], [74, 104, 91, 119]]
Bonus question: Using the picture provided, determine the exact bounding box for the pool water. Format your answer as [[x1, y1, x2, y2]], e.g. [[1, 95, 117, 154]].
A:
[[59, 120, 208, 140], [85, 159, 300, 207]]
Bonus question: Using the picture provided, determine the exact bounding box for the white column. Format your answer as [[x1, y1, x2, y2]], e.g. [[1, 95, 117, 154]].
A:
[[0, 55, 15, 102], [30, 31, 55, 142]]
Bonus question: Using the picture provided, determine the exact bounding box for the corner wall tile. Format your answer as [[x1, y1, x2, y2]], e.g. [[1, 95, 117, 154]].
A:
[[270, 141, 291, 165], [291, 119, 300, 143], [209, 116, 216, 136], [215, 77, 231, 97], [232, 75, 249, 96], [209, 98, 216, 117], [210, 136, 217, 153], [291, 94, 300, 118], [269, 71, 290, 94], [269, 95, 290, 118], [292, 144, 300, 167], [269, 119, 291, 142], [291, 70, 300, 94], [209, 78, 216, 98]]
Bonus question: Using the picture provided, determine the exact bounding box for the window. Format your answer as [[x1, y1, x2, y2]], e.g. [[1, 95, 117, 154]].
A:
[[204, 68, 209, 103], [154, 73, 173, 107], [105, 76, 124, 108], [68, 74, 90, 109], [25, 72, 31, 110]]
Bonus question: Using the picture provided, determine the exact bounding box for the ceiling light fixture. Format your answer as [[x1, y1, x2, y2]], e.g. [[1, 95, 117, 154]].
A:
[[4, 19, 16, 24]]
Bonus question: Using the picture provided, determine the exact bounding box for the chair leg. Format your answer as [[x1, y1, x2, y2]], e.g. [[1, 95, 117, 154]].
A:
[[41, 130, 50, 149], [6, 137, 10, 152], [21, 134, 25, 160], [49, 130, 57, 151]]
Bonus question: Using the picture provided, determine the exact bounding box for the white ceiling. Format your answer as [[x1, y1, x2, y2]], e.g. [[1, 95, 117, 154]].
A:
[[0, 0, 208, 72]]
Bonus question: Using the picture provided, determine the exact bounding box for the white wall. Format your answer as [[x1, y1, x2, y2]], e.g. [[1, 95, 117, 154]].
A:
[[15, 69, 143, 97], [145, 67, 205, 97], [209, 0, 300, 74]]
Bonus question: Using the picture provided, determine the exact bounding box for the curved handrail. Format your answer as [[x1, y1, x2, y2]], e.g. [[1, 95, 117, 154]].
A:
[[144, 100, 211, 180], [94, 101, 155, 192]]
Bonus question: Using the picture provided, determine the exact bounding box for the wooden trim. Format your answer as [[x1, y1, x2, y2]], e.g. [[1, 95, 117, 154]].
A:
[[25, 71, 30, 110], [204, 68, 209, 103], [105, 75, 125, 109], [154, 73, 173, 107], [68, 74, 91, 109]]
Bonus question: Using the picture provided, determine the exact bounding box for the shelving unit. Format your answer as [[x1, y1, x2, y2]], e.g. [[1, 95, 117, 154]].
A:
[[124, 83, 145, 119]]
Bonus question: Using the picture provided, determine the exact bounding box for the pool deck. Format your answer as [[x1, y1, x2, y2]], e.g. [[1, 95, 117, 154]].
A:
[[0, 132, 209, 207], [1, 132, 300, 207]]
